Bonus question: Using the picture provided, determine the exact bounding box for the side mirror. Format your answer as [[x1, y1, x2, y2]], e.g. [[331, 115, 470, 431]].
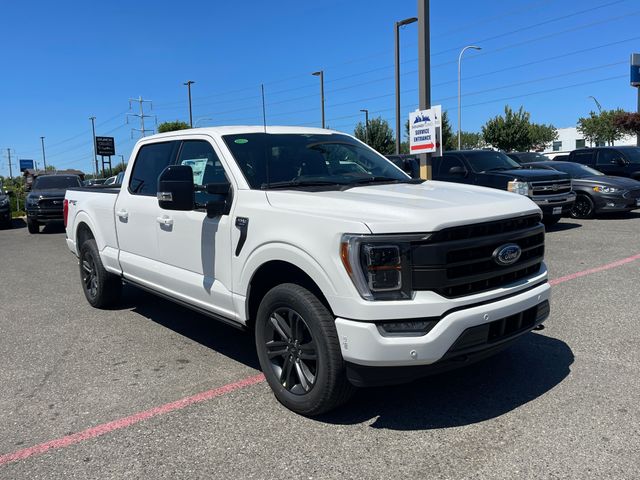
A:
[[449, 166, 467, 176], [614, 157, 628, 166], [157, 165, 194, 210], [205, 182, 233, 218]]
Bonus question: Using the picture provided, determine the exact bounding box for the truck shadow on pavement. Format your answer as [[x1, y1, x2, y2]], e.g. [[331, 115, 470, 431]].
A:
[[545, 221, 581, 232], [121, 286, 573, 431], [321, 332, 573, 430]]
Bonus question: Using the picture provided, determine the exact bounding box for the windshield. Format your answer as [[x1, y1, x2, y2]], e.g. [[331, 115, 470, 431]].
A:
[[548, 163, 603, 178], [222, 133, 410, 189], [464, 151, 521, 172], [33, 175, 81, 190], [510, 152, 549, 163], [621, 147, 640, 164]]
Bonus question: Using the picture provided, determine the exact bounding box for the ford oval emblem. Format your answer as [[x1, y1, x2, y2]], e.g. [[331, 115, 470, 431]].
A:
[[493, 243, 522, 266]]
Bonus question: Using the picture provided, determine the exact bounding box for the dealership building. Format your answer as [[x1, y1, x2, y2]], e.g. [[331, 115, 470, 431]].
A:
[[542, 126, 637, 157]]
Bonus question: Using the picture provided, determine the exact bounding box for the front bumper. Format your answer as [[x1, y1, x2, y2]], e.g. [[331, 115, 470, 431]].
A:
[[334, 281, 550, 368], [594, 193, 640, 213], [534, 193, 576, 217], [26, 207, 63, 223], [0, 206, 10, 222]]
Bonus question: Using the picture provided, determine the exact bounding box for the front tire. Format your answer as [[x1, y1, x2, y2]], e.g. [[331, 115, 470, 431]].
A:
[[27, 218, 39, 234], [79, 239, 122, 308], [255, 283, 354, 416], [570, 194, 595, 219]]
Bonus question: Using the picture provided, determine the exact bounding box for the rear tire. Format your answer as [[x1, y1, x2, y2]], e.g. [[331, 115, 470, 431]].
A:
[[27, 218, 39, 234], [79, 239, 122, 308], [255, 283, 355, 416], [570, 194, 595, 219]]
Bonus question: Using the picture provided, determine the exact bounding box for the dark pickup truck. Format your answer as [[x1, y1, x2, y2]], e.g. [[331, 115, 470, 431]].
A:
[[564, 146, 640, 180], [0, 182, 10, 228], [432, 150, 576, 225], [26, 174, 82, 233]]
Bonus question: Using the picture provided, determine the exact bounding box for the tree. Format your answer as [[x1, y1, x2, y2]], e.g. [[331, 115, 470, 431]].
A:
[[529, 123, 558, 151], [44, 164, 57, 171], [157, 120, 190, 133], [577, 109, 626, 146], [459, 132, 485, 150], [613, 111, 640, 137], [354, 117, 395, 155], [482, 106, 532, 152]]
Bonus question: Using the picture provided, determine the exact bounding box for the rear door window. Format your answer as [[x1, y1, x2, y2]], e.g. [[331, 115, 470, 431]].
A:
[[571, 150, 595, 165], [129, 141, 180, 196]]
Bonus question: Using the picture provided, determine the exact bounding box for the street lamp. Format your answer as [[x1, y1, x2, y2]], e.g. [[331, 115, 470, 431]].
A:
[[184, 80, 195, 127], [587, 96, 603, 113], [395, 17, 418, 155], [458, 45, 482, 150], [360, 109, 369, 143], [195, 117, 213, 127], [312, 70, 325, 128], [40, 136, 47, 171]]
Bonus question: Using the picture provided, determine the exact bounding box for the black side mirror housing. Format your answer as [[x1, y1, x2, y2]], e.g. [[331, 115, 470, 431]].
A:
[[205, 182, 233, 218], [449, 166, 467, 176], [614, 157, 628, 166], [157, 165, 195, 211]]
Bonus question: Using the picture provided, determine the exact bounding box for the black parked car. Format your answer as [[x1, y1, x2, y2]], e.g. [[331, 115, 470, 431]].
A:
[[507, 152, 550, 164], [565, 146, 640, 180], [0, 183, 11, 229], [432, 150, 575, 225], [518, 161, 640, 218], [385, 154, 420, 178], [26, 174, 82, 233]]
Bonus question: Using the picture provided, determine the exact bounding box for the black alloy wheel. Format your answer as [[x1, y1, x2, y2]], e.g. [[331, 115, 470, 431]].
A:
[[81, 252, 99, 300], [78, 238, 122, 308], [264, 307, 318, 394], [571, 194, 595, 219]]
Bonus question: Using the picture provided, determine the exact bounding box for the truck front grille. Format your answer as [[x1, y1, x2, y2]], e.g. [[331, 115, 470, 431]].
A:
[[38, 198, 64, 208], [530, 179, 572, 196], [411, 215, 545, 298]]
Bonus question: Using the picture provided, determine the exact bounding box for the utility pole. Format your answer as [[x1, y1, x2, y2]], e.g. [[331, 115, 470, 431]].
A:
[[360, 109, 369, 144], [184, 80, 195, 127], [127, 96, 155, 138], [40, 136, 47, 171], [6, 148, 13, 179], [312, 70, 325, 128], [89, 116, 98, 178], [418, 0, 432, 179]]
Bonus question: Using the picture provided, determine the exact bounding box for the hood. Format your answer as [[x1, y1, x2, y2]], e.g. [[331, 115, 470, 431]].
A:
[[28, 188, 68, 199], [266, 181, 541, 234], [488, 168, 568, 182], [573, 175, 640, 189]]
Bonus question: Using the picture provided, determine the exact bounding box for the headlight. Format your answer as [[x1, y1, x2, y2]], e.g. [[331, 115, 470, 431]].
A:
[[593, 185, 619, 194], [0, 197, 8, 207], [26, 196, 39, 207], [507, 180, 530, 196], [341, 234, 425, 300]]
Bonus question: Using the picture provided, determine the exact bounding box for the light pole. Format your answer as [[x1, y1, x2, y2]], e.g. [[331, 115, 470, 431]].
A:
[[395, 16, 418, 155], [89, 116, 98, 177], [458, 45, 481, 150], [360, 109, 369, 144], [118, 154, 125, 171], [40, 136, 47, 171], [195, 117, 213, 127], [587, 95, 603, 113], [312, 70, 325, 128], [184, 80, 195, 127]]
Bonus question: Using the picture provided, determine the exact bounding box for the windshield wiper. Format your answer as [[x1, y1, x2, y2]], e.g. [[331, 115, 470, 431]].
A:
[[261, 179, 348, 189], [482, 166, 519, 172]]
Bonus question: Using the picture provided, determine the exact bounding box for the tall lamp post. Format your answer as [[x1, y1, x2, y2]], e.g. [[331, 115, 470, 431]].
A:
[[89, 116, 98, 177], [395, 16, 418, 155], [458, 45, 481, 150], [312, 70, 325, 128], [40, 136, 47, 171], [587, 95, 603, 113], [184, 80, 195, 127], [360, 109, 369, 144]]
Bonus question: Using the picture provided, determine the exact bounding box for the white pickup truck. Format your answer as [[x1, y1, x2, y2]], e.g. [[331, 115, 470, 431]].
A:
[[65, 126, 550, 415]]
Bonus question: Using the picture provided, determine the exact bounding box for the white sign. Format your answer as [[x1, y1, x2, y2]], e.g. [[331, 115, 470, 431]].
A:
[[409, 108, 437, 153]]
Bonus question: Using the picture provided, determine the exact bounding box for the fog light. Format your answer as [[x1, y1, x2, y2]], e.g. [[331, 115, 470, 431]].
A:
[[606, 202, 615, 207], [378, 320, 437, 336]]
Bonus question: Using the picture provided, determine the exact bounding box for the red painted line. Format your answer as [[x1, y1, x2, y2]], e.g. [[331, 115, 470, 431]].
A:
[[0, 373, 265, 467], [549, 253, 640, 286], [2, 254, 639, 467]]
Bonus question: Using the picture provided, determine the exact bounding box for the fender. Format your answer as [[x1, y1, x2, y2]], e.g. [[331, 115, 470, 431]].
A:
[[72, 210, 122, 275]]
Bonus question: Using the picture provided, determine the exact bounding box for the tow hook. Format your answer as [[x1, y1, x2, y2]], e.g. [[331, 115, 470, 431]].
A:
[[533, 324, 545, 331]]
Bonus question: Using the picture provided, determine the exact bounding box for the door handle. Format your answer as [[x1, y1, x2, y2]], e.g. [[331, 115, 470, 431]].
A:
[[156, 216, 173, 226], [116, 209, 128, 220]]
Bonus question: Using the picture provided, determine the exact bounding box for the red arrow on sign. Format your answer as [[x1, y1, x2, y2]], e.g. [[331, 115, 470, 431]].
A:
[[410, 143, 435, 151]]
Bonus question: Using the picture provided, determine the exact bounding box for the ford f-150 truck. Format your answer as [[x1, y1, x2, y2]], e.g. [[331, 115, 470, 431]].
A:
[[65, 127, 551, 415]]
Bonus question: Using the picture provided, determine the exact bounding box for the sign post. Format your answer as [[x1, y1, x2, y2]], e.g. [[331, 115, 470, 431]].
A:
[[95, 136, 115, 178], [409, 108, 437, 155]]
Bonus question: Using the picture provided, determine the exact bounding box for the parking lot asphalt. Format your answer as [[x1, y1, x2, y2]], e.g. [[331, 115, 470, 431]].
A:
[[1, 214, 639, 479]]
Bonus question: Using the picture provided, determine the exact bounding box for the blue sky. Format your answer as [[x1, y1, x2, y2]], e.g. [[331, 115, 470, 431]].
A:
[[1, 0, 639, 177]]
